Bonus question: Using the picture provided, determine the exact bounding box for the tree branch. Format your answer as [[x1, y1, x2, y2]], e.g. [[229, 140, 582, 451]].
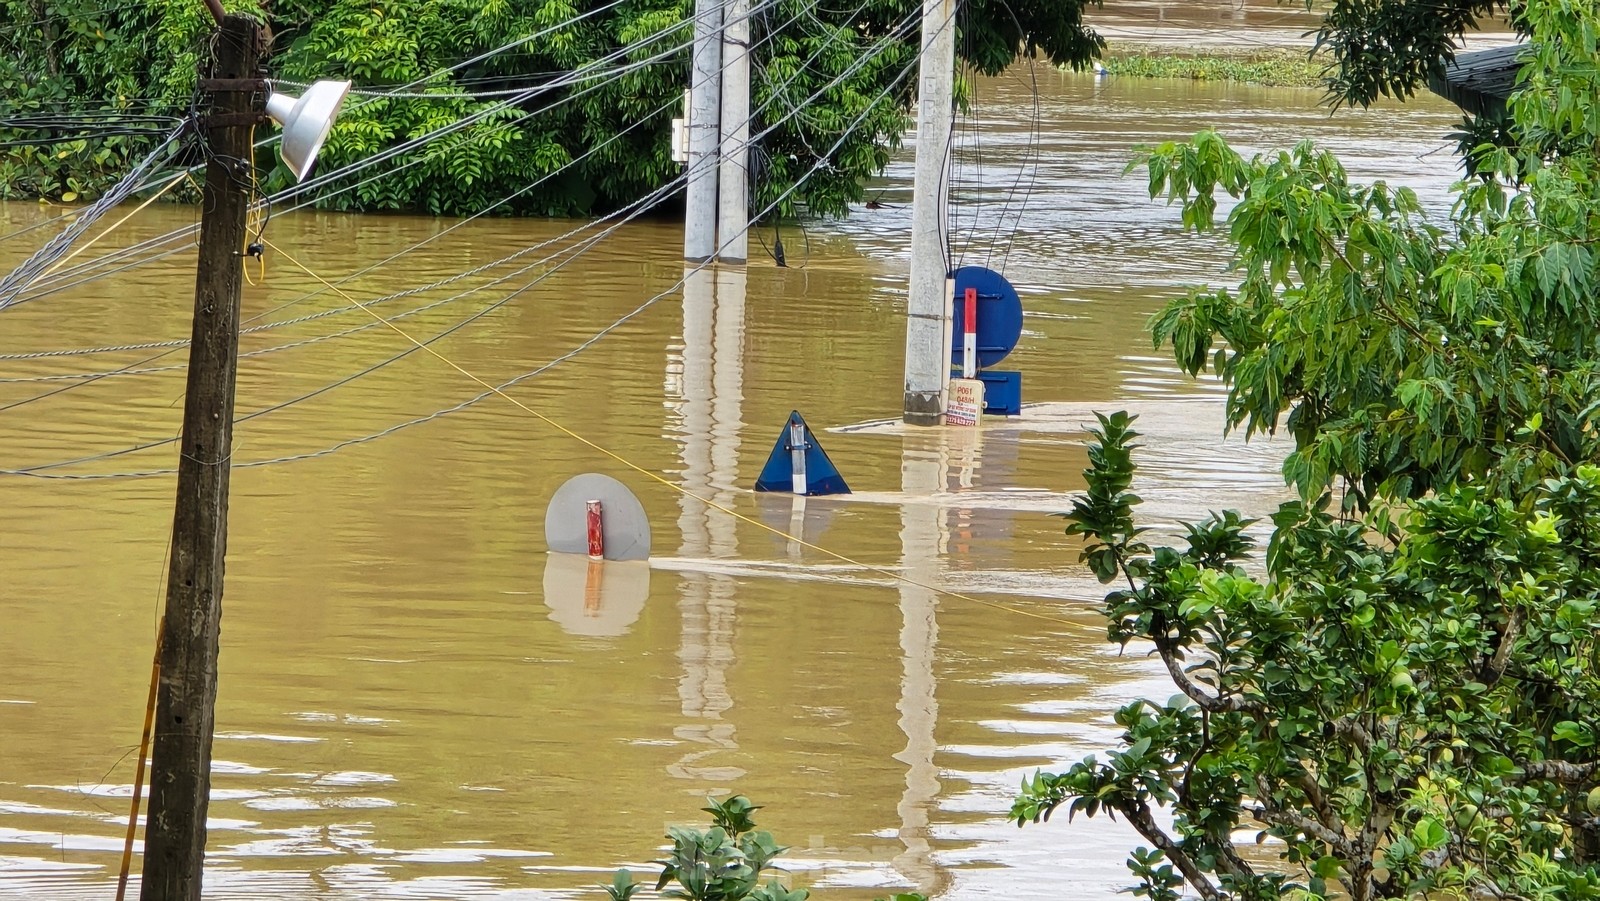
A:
[[1479, 603, 1523, 687], [1352, 798, 1395, 901], [1212, 836, 1258, 885], [1313, 230, 1438, 351], [1293, 767, 1346, 839], [1149, 629, 1263, 715], [1250, 802, 1355, 858], [1518, 759, 1600, 785], [1328, 716, 1375, 754], [1121, 800, 1224, 901], [1241, 768, 1356, 857]]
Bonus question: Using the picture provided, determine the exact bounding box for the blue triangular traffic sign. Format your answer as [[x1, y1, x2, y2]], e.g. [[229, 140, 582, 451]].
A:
[[754, 411, 850, 496]]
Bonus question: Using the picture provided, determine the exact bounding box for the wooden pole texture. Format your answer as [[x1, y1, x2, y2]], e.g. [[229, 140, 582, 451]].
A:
[[138, 13, 262, 901]]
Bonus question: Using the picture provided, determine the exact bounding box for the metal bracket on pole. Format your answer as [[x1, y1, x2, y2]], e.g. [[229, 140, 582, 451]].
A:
[[196, 77, 268, 93], [199, 112, 270, 128]]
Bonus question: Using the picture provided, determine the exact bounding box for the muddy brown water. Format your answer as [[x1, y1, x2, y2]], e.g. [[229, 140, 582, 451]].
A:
[[0, 71, 1463, 899]]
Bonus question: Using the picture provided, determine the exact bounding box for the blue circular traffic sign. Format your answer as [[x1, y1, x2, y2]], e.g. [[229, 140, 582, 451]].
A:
[[949, 265, 1022, 368]]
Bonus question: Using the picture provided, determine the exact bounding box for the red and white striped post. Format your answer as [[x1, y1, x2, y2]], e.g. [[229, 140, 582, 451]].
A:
[[585, 499, 604, 559], [961, 287, 978, 379]]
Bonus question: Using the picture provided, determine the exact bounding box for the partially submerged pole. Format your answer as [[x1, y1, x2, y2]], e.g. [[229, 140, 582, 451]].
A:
[[139, 12, 261, 901], [788, 419, 808, 495], [684, 0, 723, 261], [900, 0, 957, 425], [715, 0, 751, 263], [960, 287, 977, 378], [586, 499, 605, 559]]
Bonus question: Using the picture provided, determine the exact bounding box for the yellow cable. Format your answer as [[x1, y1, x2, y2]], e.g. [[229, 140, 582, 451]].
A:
[[41, 171, 189, 279], [241, 129, 267, 287], [262, 237, 1076, 627]]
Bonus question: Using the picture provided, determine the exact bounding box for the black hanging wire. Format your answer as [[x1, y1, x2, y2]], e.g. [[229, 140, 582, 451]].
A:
[[746, 0, 786, 268], [986, 0, 1041, 273], [752, 143, 811, 270], [746, 0, 843, 271], [944, 0, 979, 276], [998, 52, 1041, 273]]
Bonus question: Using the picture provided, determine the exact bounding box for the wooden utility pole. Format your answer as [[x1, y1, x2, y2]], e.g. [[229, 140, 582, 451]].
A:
[[138, 13, 262, 901]]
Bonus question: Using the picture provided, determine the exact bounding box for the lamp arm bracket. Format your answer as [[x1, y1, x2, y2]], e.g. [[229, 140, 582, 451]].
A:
[[198, 78, 269, 93], [200, 112, 270, 127]]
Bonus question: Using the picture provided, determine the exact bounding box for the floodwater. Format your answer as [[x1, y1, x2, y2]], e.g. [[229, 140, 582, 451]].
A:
[[0, 73, 1463, 899]]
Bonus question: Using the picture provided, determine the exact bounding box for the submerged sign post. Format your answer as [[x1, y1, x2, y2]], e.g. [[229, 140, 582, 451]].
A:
[[948, 265, 1023, 419], [755, 411, 850, 496], [946, 377, 984, 426]]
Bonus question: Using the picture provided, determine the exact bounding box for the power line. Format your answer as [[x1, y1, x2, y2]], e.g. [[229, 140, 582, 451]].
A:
[[4, 175, 687, 477], [0, 0, 830, 378], [1, 0, 936, 480], [0, 0, 673, 253], [0, 126, 185, 309], [987, 0, 1043, 272], [227, 11, 936, 471], [5, 2, 740, 305]]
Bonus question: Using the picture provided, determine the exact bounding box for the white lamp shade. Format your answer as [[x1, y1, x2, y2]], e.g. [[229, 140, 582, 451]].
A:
[[265, 80, 351, 182]]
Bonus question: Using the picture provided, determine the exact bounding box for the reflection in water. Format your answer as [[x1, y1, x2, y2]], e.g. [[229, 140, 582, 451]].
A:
[[894, 431, 950, 898], [670, 266, 746, 786], [542, 555, 651, 637]]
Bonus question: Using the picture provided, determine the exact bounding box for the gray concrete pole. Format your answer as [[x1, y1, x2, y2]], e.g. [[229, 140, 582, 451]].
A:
[[685, 0, 724, 261], [900, 0, 956, 425], [715, 0, 751, 263]]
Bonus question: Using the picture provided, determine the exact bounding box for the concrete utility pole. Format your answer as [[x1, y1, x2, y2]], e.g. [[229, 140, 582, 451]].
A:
[[900, 0, 957, 425], [139, 12, 261, 901], [715, 0, 751, 263], [684, 0, 724, 261]]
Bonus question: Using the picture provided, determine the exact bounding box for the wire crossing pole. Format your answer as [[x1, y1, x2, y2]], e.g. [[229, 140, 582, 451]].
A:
[[900, 0, 956, 425], [715, 0, 750, 263], [685, 0, 724, 261], [138, 13, 262, 901]]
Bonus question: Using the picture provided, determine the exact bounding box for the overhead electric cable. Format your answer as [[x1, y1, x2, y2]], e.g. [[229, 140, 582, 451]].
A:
[[0, 125, 184, 310], [0, 0, 832, 383], [1, 0, 937, 479], [3, 172, 689, 475], [0, 0, 642, 249], [6, 2, 740, 304]]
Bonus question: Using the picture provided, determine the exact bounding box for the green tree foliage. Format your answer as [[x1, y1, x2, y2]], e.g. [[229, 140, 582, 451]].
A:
[[0, 0, 1102, 216], [0, 0, 215, 199], [1314, 0, 1507, 107], [1015, 414, 1600, 901], [1138, 1, 1600, 512], [604, 796, 927, 901], [1012, 1, 1600, 898]]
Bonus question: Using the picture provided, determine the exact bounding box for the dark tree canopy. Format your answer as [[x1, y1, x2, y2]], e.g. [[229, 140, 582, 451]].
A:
[[1015, 2, 1600, 899], [1314, 0, 1510, 106], [0, 0, 1102, 217]]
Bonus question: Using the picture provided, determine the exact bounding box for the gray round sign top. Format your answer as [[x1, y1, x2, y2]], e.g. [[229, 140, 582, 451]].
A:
[[544, 473, 652, 561]]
